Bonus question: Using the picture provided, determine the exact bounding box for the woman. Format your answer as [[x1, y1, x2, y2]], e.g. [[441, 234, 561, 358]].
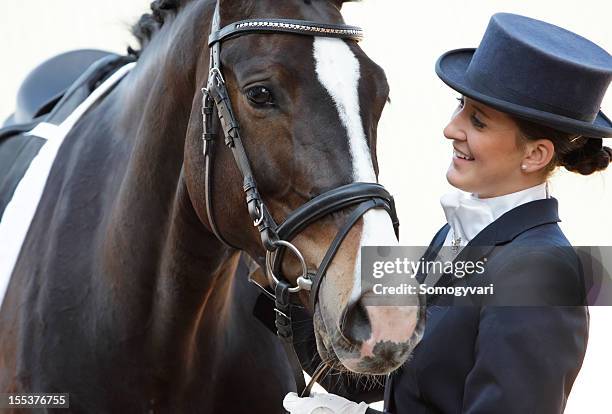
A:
[[284, 12, 611, 414]]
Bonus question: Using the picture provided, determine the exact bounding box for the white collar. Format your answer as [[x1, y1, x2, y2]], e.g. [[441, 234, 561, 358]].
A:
[[440, 182, 549, 248]]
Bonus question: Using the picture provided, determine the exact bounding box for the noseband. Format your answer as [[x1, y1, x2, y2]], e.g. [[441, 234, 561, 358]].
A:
[[202, 1, 399, 396]]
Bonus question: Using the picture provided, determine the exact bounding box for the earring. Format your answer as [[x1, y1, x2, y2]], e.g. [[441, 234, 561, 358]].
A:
[[521, 164, 527, 170]]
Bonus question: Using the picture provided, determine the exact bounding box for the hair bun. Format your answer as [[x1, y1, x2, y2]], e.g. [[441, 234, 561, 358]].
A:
[[561, 139, 612, 175]]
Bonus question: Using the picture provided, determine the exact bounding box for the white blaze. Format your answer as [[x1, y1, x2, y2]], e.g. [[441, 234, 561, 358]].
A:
[[313, 37, 374, 183], [313, 37, 398, 301]]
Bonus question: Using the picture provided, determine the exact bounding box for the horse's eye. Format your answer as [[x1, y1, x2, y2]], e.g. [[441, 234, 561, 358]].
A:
[[246, 86, 274, 106]]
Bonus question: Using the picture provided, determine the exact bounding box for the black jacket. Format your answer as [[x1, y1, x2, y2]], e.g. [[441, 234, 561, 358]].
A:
[[378, 198, 588, 413]]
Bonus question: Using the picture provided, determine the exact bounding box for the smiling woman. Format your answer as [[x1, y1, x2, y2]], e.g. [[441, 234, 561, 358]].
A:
[[445, 96, 612, 198]]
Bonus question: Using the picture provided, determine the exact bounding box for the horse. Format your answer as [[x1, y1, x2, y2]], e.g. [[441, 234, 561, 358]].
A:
[[0, 0, 424, 412]]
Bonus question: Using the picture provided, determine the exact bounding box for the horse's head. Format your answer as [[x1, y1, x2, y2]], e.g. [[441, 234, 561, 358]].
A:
[[183, 0, 423, 375]]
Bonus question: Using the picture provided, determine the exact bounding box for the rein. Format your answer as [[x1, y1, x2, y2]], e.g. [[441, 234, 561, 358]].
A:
[[202, 1, 399, 397]]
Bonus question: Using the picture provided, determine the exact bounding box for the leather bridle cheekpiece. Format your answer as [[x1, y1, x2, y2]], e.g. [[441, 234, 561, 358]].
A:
[[202, 1, 400, 396]]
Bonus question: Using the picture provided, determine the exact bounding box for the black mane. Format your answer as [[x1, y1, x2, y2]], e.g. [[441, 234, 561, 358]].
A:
[[129, 0, 187, 57]]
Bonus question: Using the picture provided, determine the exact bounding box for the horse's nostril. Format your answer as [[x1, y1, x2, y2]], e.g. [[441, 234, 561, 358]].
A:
[[340, 299, 371, 343]]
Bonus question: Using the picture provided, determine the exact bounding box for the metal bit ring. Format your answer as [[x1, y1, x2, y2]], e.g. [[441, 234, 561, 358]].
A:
[[265, 240, 312, 293]]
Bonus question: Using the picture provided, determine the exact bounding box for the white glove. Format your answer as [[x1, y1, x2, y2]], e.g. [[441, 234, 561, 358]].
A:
[[283, 392, 369, 414]]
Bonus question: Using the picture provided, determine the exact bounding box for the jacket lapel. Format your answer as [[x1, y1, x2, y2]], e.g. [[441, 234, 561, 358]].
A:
[[415, 224, 450, 284], [427, 198, 561, 302], [384, 198, 561, 410]]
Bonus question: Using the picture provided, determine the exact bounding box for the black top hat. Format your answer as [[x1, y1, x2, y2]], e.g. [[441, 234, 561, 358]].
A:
[[436, 13, 612, 138]]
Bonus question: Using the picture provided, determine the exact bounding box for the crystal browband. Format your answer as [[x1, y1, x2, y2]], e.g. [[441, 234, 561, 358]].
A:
[[236, 21, 362, 35], [208, 18, 364, 46]]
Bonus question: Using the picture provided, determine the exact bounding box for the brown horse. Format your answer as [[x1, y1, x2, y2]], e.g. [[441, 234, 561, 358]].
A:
[[0, 0, 423, 412]]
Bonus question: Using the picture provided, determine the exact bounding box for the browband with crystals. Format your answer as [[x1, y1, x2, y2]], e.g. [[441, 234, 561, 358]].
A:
[[208, 18, 364, 46]]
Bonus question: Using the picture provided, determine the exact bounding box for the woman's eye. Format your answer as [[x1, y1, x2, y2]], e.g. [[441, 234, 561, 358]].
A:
[[456, 95, 485, 128], [246, 86, 275, 106], [471, 114, 486, 129]]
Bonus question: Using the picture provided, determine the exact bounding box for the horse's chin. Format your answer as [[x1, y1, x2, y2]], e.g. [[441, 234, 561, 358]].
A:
[[313, 303, 419, 375]]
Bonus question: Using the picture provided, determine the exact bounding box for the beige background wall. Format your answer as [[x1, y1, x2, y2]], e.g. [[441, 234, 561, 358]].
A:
[[1, 1, 610, 411]]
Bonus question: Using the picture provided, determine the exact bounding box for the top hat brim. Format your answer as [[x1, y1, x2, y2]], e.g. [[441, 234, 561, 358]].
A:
[[436, 48, 612, 138]]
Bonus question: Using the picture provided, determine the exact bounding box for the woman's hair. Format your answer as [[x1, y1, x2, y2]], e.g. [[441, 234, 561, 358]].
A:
[[512, 116, 612, 176]]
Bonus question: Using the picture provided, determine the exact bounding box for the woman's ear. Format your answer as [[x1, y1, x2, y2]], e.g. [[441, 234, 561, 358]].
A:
[[522, 138, 555, 173]]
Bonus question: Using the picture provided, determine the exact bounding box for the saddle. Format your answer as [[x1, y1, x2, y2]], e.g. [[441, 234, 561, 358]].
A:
[[0, 50, 135, 219], [5, 49, 120, 126]]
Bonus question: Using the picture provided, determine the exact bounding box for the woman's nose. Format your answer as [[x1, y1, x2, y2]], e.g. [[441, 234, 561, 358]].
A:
[[443, 117, 466, 142]]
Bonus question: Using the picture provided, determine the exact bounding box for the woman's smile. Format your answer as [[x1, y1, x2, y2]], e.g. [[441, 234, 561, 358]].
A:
[[453, 147, 475, 162]]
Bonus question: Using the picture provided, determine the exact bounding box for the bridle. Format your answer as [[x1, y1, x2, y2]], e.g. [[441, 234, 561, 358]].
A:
[[202, 1, 400, 397]]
